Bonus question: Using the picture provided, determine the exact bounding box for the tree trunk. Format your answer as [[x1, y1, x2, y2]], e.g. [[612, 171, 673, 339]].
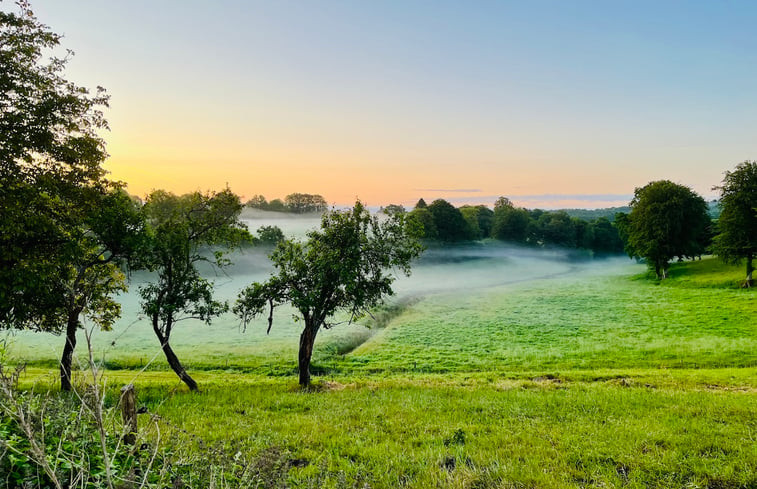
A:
[[745, 255, 753, 288], [298, 324, 318, 387], [161, 340, 198, 392], [153, 316, 198, 392], [60, 307, 82, 392]]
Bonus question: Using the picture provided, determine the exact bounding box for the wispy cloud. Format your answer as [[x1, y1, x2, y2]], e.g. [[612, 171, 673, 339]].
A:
[[413, 188, 482, 193]]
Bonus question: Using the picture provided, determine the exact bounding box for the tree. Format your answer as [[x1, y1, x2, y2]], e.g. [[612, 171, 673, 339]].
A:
[[459, 206, 482, 239], [0, 2, 144, 392], [414, 198, 428, 209], [406, 207, 437, 239], [140, 188, 249, 391], [588, 217, 624, 254], [459, 205, 494, 239], [57, 186, 145, 391], [267, 198, 286, 212], [381, 204, 406, 216], [245, 194, 268, 209], [491, 198, 531, 243], [256, 225, 285, 245], [427, 199, 471, 241], [535, 211, 576, 247], [712, 161, 757, 286], [234, 202, 423, 387], [284, 193, 328, 213], [1, 1, 112, 332], [627, 180, 710, 279]]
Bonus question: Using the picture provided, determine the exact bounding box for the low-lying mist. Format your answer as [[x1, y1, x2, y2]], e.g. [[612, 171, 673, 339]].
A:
[[4, 211, 638, 364]]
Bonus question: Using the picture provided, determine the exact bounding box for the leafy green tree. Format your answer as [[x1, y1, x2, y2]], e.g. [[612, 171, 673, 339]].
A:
[[627, 180, 710, 279], [414, 198, 428, 209], [588, 217, 624, 254], [459, 205, 494, 239], [234, 202, 423, 387], [57, 186, 145, 391], [406, 207, 438, 239], [284, 193, 328, 213], [460, 206, 483, 239], [140, 189, 249, 391], [256, 225, 285, 246], [491, 198, 531, 243], [245, 194, 268, 209], [427, 199, 471, 241], [535, 211, 576, 247], [0, 1, 145, 392], [614, 212, 636, 257], [265, 198, 285, 212], [712, 161, 757, 286]]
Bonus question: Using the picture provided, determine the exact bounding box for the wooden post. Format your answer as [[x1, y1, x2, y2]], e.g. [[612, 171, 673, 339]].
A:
[[120, 384, 137, 445]]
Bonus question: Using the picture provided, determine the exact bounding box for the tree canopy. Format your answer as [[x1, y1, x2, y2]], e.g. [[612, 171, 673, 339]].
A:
[[711, 161, 757, 286], [0, 1, 112, 331], [234, 202, 423, 387], [626, 180, 710, 279]]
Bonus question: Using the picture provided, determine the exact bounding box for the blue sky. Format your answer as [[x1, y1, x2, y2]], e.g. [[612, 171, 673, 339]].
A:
[[18, 1, 757, 207]]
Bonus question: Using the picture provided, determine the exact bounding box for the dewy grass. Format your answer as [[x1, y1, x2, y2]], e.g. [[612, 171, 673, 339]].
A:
[[8, 256, 757, 488]]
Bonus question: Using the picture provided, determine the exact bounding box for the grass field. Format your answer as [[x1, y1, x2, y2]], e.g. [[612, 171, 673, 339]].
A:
[[7, 255, 757, 488]]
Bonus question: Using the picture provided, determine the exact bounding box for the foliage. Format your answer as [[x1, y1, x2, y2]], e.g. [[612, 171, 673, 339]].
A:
[[491, 201, 530, 243], [0, 0, 112, 332], [140, 188, 249, 390], [459, 205, 493, 239], [561, 206, 631, 221], [380, 204, 406, 216], [711, 160, 757, 285], [255, 225, 285, 246], [283, 193, 328, 213], [235, 202, 423, 386], [406, 207, 437, 240], [626, 180, 710, 279], [426, 199, 471, 242], [246, 193, 328, 213]]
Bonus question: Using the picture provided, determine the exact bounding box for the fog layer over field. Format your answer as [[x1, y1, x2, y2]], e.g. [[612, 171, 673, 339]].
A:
[[4, 211, 638, 367]]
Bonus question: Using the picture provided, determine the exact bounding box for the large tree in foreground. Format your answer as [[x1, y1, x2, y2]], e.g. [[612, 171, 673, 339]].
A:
[[1, 1, 111, 331], [712, 161, 757, 287], [140, 188, 249, 391], [234, 202, 423, 387], [627, 180, 710, 279]]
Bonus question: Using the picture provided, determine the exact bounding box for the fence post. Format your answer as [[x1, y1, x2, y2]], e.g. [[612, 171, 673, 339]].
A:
[[120, 383, 137, 445]]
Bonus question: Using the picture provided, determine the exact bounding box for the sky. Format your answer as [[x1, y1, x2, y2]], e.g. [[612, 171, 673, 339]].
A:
[[18, 1, 757, 208]]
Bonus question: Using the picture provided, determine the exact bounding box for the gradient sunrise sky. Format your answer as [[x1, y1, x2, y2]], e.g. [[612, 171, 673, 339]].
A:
[[23, 1, 757, 208]]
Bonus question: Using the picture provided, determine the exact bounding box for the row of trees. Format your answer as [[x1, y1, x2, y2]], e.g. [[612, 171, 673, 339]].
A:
[[618, 166, 757, 283], [400, 197, 624, 254], [245, 193, 328, 213]]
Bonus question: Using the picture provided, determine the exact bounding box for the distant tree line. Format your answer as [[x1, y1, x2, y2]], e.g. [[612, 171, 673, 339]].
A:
[[401, 197, 625, 254], [245, 193, 328, 213]]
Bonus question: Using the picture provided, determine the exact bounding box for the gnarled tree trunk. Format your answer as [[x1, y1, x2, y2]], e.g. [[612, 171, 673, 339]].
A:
[[298, 322, 319, 387], [60, 306, 83, 392], [153, 316, 198, 392]]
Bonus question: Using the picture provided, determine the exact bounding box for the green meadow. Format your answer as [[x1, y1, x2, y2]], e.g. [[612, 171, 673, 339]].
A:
[[8, 255, 757, 488]]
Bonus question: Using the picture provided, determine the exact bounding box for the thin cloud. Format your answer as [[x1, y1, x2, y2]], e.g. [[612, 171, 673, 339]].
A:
[[413, 188, 482, 193]]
